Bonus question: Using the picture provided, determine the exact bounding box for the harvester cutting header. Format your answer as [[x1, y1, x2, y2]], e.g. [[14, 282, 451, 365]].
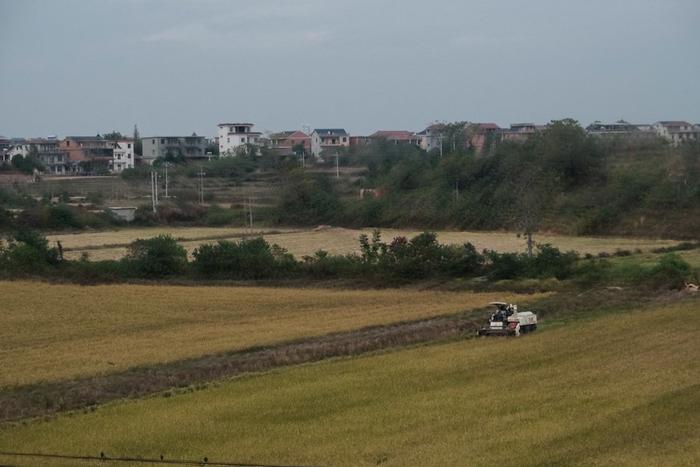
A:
[[478, 302, 537, 337]]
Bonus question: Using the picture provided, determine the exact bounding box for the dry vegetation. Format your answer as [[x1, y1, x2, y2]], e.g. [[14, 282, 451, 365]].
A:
[[49, 226, 679, 261], [0, 281, 540, 387], [1, 297, 697, 466]]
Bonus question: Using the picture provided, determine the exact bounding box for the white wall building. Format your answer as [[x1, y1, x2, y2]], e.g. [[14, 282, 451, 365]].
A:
[[217, 123, 262, 156], [653, 121, 700, 146], [111, 140, 135, 173]]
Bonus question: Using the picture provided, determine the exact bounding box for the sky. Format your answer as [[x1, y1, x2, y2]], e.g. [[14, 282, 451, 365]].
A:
[[1, 0, 699, 138]]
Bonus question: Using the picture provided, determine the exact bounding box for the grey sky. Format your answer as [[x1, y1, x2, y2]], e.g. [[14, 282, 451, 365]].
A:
[[1, 0, 698, 138]]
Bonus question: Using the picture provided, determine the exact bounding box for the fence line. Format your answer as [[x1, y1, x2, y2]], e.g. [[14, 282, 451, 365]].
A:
[[0, 451, 315, 467]]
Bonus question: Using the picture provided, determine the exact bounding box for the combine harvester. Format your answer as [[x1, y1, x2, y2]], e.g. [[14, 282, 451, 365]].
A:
[[478, 302, 537, 337]]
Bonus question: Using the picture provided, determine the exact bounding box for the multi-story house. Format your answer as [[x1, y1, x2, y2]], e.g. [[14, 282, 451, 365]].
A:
[[653, 121, 700, 146], [310, 129, 349, 157], [217, 123, 262, 156], [111, 140, 135, 172], [141, 134, 207, 164], [268, 130, 311, 156], [59, 136, 114, 173], [368, 130, 420, 146]]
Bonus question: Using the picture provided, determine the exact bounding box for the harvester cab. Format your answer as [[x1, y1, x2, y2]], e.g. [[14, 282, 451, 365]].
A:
[[477, 302, 537, 337]]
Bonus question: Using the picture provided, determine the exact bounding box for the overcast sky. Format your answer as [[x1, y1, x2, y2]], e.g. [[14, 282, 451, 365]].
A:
[[1, 0, 699, 138]]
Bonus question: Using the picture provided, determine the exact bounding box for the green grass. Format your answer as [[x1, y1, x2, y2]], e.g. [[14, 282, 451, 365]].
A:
[[1, 296, 697, 466]]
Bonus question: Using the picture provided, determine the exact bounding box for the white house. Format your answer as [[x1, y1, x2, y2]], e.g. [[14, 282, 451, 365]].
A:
[[111, 140, 135, 173], [653, 121, 700, 146], [310, 128, 349, 157], [217, 123, 262, 156]]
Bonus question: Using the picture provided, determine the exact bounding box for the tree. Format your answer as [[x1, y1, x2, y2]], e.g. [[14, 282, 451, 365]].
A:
[[102, 131, 124, 141], [133, 125, 142, 156], [126, 235, 187, 277]]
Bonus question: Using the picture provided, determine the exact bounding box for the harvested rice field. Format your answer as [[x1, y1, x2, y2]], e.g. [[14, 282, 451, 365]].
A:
[[0, 281, 542, 387]]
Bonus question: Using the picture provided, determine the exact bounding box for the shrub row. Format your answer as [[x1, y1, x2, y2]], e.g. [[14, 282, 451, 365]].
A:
[[3, 230, 696, 289]]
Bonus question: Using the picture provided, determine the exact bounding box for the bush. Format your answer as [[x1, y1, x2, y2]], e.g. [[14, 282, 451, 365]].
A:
[[125, 235, 187, 277], [193, 237, 296, 279], [645, 254, 694, 289], [0, 230, 61, 275]]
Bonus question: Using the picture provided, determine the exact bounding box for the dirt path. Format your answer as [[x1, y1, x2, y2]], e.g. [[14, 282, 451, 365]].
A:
[[0, 309, 485, 423]]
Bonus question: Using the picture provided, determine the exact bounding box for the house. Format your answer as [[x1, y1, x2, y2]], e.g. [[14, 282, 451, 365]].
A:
[[26, 138, 68, 175], [368, 130, 420, 146], [59, 136, 114, 173], [268, 130, 311, 156], [468, 123, 500, 154], [217, 123, 262, 156], [111, 140, 135, 173], [310, 129, 349, 157], [499, 123, 543, 143], [416, 123, 445, 152], [349, 135, 371, 147], [140, 134, 207, 164], [586, 120, 656, 141], [653, 121, 700, 146]]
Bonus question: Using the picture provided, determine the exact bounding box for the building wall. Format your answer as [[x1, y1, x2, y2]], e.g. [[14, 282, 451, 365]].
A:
[[218, 124, 261, 156], [112, 140, 135, 172]]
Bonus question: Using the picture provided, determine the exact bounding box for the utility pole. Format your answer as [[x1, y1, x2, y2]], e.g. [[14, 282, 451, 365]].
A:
[[164, 161, 169, 198], [248, 197, 254, 229], [150, 171, 159, 213], [438, 134, 444, 158], [335, 151, 340, 179], [198, 169, 205, 205]]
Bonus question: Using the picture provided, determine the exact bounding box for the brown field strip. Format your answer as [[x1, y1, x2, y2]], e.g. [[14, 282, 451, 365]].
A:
[[50, 226, 679, 261], [0, 281, 542, 387]]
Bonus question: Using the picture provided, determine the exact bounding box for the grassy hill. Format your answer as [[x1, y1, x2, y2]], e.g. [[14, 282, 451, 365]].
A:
[[1, 295, 697, 466]]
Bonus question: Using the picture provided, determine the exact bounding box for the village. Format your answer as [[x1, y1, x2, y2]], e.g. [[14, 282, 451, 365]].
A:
[[1, 119, 699, 177]]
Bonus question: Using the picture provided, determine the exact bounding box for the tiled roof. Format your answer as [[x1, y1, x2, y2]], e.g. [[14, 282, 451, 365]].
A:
[[313, 128, 348, 137]]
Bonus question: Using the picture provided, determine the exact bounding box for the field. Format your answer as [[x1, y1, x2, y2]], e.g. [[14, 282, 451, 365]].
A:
[[47, 226, 681, 261], [0, 281, 540, 387], [1, 296, 697, 466]]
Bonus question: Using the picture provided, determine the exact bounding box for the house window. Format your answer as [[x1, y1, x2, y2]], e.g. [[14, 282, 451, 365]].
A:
[[342, 137, 347, 142], [152, 139, 155, 144], [128, 143, 131, 148], [161, 139, 164, 144]]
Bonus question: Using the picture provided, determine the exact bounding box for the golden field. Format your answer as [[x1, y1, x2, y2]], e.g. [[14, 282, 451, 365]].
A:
[[1, 297, 697, 466], [48, 226, 680, 261], [0, 281, 540, 387]]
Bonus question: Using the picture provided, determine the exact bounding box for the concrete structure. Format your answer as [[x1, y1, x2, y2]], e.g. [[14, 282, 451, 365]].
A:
[[368, 130, 420, 146], [141, 134, 207, 164], [653, 121, 700, 146], [217, 123, 262, 156], [310, 129, 349, 157], [416, 123, 445, 152], [111, 140, 135, 172], [269, 130, 311, 156], [107, 206, 137, 222]]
